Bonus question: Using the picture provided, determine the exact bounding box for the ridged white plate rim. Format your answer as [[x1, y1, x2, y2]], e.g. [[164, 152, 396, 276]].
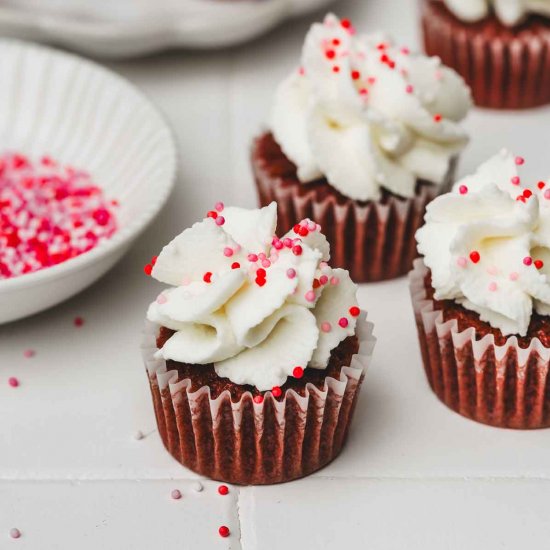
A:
[[0, 39, 177, 292]]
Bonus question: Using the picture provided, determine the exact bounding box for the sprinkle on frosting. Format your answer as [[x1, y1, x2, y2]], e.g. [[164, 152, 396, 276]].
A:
[[147, 203, 360, 390], [270, 13, 471, 202], [417, 149, 550, 336]]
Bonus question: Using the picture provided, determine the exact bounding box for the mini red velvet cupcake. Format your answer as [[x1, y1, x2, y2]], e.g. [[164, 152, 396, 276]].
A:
[[141, 202, 375, 484], [253, 13, 471, 283], [411, 150, 550, 429], [422, 0, 550, 109]]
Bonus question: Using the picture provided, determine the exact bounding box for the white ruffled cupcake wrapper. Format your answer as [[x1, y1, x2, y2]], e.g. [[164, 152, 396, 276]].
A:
[[141, 313, 376, 484], [410, 259, 550, 429]]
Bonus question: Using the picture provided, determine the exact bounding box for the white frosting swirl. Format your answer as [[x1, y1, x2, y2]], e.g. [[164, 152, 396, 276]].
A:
[[270, 13, 471, 202], [442, 0, 550, 26], [147, 203, 360, 390], [416, 150, 550, 336]]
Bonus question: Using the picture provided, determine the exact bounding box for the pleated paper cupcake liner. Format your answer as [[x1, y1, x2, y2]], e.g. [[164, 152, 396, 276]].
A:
[[422, 0, 550, 109], [141, 314, 376, 485], [253, 136, 456, 283], [409, 259, 550, 429]]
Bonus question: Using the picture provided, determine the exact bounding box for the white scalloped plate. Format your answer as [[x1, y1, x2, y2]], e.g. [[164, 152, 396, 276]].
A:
[[0, 0, 337, 58], [0, 40, 177, 324]]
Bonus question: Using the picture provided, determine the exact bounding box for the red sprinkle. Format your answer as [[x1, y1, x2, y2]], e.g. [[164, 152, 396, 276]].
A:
[[341, 18, 352, 29], [203, 272, 212, 283], [469, 251, 480, 264], [325, 49, 336, 60], [219, 526, 230, 538], [207, 210, 218, 219], [338, 317, 349, 328], [351, 70, 361, 80], [218, 485, 229, 496], [538, 181, 546, 189], [293, 366, 304, 379], [433, 114, 442, 122], [292, 245, 303, 256], [523, 189, 533, 198], [144, 264, 153, 276], [535, 260, 544, 270], [349, 306, 360, 317], [74, 316, 84, 327], [271, 386, 282, 398], [231, 262, 240, 270], [253, 395, 264, 404]]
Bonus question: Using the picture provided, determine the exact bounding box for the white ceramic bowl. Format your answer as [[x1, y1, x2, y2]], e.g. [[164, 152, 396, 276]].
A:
[[0, 40, 176, 324], [0, 0, 337, 58]]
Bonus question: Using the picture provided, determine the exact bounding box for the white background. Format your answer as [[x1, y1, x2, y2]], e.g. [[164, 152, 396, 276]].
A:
[[2, 0, 550, 548]]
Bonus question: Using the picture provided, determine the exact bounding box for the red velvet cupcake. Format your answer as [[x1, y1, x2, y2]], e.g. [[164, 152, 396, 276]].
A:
[[142, 202, 375, 484], [411, 150, 550, 429], [422, 0, 550, 109], [253, 13, 471, 282]]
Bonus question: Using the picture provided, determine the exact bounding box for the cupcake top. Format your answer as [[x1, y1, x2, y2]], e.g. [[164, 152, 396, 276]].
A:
[[416, 150, 550, 337], [270, 14, 471, 202], [442, 0, 550, 26], [146, 202, 360, 391]]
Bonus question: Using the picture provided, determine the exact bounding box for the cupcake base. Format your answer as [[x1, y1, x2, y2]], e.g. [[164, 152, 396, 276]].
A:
[[422, 0, 550, 109], [252, 132, 455, 283], [141, 315, 375, 485], [410, 259, 550, 429]]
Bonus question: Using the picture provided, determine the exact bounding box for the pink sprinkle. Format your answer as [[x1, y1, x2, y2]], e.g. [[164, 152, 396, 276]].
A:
[[305, 290, 316, 302], [286, 268, 296, 279], [488, 282, 498, 292], [215, 216, 225, 226], [215, 202, 224, 212], [524, 256, 533, 266], [459, 185, 468, 195], [509, 272, 519, 281], [258, 253, 266, 261], [9, 528, 21, 539], [456, 257, 467, 268], [248, 254, 258, 262], [338, 317, 349, 328], [307, 221, 317, 231], [544, 189, 550, 200], [171, 489, 182, 500], [515, 157, 525, 166], [8, 377, 19, 388], [319, 275, 329, 285], [283, 238, 293, 248], [223, 247, 233, 257], [261, 259, 271, 268], [23, 349, 35, 359], [486, 266, 498, 276], [406, 84, 414, 94], [401, 47, 410, 55], [330, 276, 340, 285], [321, 322, 332, 333], [156, 294, 167, 305], [511, 176, 520, 185], [273, 239, 283, 250], [74, 316, 84, 327]]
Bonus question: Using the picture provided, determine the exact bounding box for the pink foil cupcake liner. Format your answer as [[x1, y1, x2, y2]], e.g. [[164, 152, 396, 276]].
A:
[[410, 259, 550, 429], [141, 314, 376, 485], [253, 137, 456, 282]]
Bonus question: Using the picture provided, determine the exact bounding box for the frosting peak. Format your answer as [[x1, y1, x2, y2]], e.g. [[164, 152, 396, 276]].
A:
[[442, 0, 550, 26], [270, 14, 471, 202], [147, 203, 360, 390], [416, 150, 550, 336]]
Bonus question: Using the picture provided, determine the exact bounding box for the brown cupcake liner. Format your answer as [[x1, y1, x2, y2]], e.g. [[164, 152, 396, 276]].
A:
[[410, 259, 550, 429], [253, 136, 456, 283], [422, 0, 550, 109], [141, 314, 376, 485]]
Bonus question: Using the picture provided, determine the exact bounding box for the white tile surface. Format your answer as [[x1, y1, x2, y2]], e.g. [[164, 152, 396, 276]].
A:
[[2, 0, 550, 547]]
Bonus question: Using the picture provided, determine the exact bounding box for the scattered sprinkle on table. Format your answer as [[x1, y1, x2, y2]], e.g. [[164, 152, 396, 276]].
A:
[[0, 152, 118, 280], [171, 489, 182, 500], [23, 349, 35, 358], [74, 316, 84, 327], [218, 526, 230, 538], [133, 430, 144, 440], [192, 481, 203, 492], [9, 528, 21, 539]]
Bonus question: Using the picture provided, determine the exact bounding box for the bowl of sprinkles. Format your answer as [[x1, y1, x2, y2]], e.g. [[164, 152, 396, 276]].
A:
[[0, 40, 176, 324]]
